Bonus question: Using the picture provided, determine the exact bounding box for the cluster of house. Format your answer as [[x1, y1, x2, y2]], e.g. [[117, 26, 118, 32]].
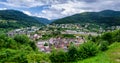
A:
[[47, 24, 82, 29], [37, 36, 85, 53], [62, 30, 99, 36], [107, 26, 120, 30], [7, 26, 40, 38], [46, 24, 106, 33]]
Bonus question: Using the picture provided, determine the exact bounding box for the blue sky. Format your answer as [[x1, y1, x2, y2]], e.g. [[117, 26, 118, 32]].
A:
[[0, 0, 120, 20]]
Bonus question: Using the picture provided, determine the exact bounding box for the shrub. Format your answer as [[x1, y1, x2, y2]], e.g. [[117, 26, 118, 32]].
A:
[[49, 50, 68, 63], [99, 30, 120, 44], [0, 49, 28, 63], [14, 34, 30, 44], [112, 30, 120, 42], [44, 42, 48, 46], [78, 41, 98, 59], [27, 53, 50, 63], [29, 41, 37, 51], [68, 45, 78, 61], [0, 34, 17, 49], [98, 40, 109, 51], [101, 32, 113, 44]]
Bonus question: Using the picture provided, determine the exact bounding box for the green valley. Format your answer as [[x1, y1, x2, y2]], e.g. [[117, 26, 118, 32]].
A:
[[0, 9, 120, 63]]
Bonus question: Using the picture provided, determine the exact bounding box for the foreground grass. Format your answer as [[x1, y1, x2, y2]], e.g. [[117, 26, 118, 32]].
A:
[[77, 42, 120, 63]]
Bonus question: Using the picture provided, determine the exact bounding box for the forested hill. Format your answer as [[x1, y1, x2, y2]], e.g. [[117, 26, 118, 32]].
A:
[[0, 10, 44, 29], [52, 10, 120, 26]]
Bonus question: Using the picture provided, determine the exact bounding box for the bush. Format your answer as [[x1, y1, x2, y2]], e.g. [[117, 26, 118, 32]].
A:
[[101, 32, 113, 44], [98, 40, 109, 51], [78, 41, 98, 60], [14, 34, 30, 44], [0, 34, 17, 49], [44, 42, 48, 46], [29, 41, 37, 51], [112, 30, 120, 42], [0, 49, 28, 63], [27, 53, 50, 63], [97, 30, 120, 45], [68, 45, 78, 61], [49, 50, 68, 63]]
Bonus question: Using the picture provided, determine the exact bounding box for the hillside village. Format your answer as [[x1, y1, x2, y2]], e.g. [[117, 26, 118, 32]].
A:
[[37, 36, 85, 53], [6, 24, 120, 53]]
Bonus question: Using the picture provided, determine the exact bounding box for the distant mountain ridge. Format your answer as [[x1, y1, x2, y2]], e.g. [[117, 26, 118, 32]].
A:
[[0, 10, 49, 29], [52, 10, 120, 26], [33, 17, 50, 24]]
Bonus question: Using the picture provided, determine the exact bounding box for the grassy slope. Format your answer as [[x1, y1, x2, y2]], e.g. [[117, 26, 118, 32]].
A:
[[77, 42, 120, 63]]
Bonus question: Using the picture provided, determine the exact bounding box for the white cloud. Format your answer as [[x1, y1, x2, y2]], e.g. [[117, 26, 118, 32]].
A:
[[36, 0, 120, 19], [0, 0, 44, 8], [22, 10, 32, 16], [51, 1, 89, 15], [35, 1, 94, 19], [0, 8, 7, 10], [0, 0, 71, 8]]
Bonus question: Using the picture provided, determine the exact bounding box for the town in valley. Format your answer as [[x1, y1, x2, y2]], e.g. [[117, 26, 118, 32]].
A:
[[7, 23, 120, 53]]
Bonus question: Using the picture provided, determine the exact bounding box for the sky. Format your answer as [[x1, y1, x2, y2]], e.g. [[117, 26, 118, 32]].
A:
[[0, 0, 120, 20]]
